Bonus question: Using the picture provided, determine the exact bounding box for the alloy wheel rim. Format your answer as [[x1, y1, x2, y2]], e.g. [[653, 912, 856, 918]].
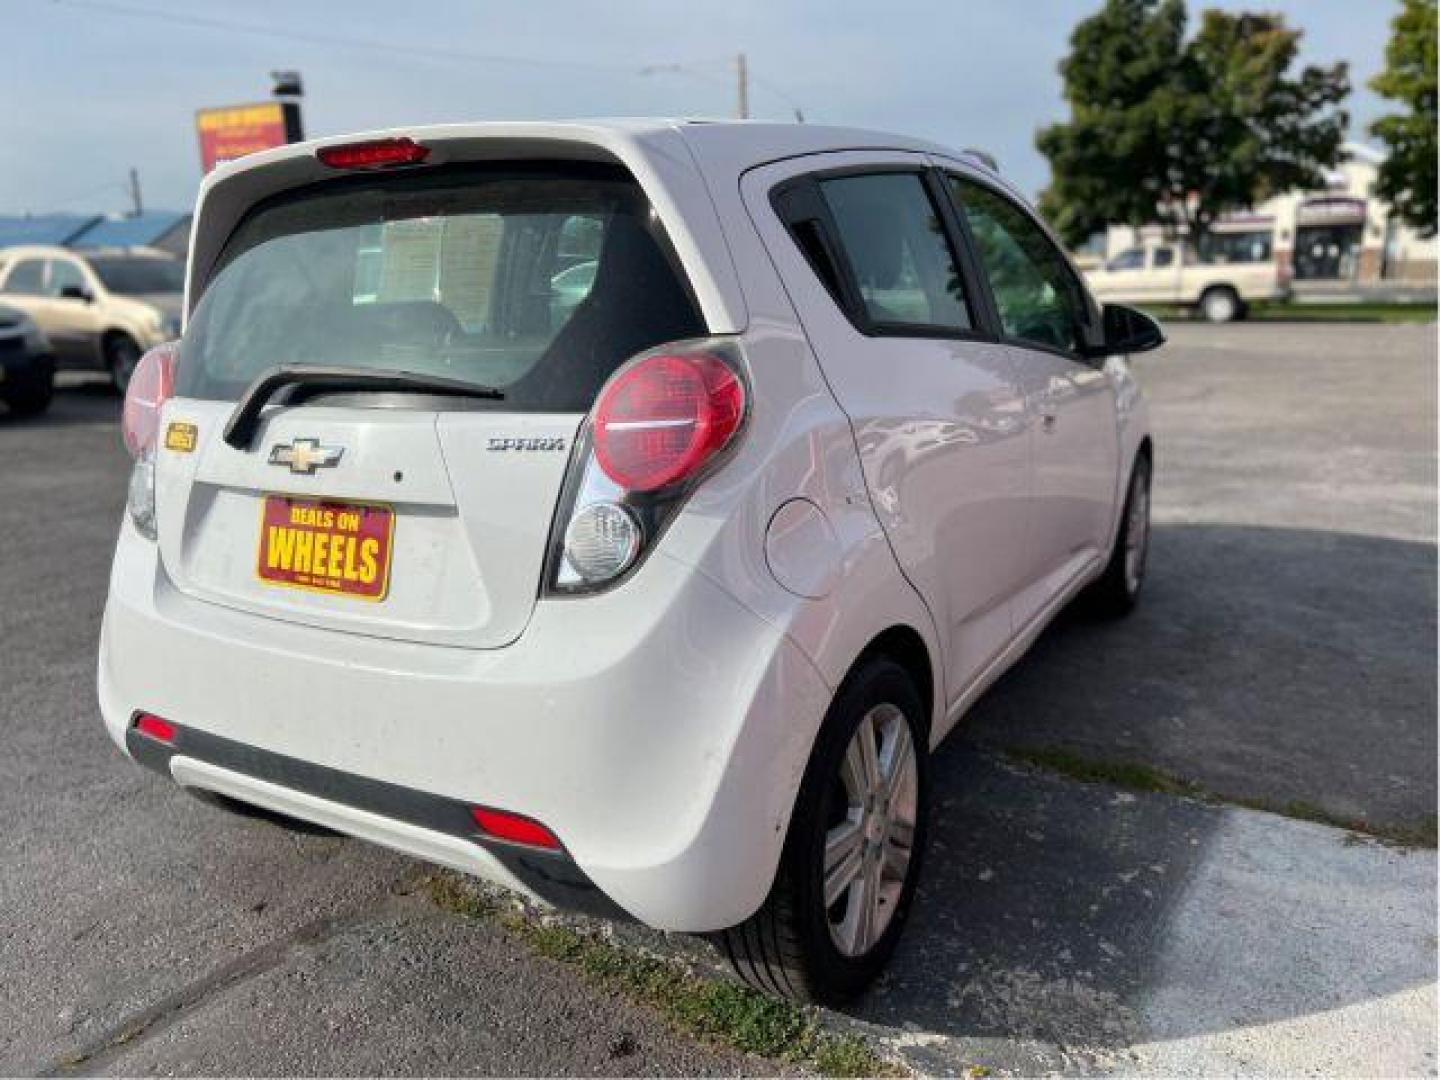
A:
[[1124, 470, 1150, 594], [823, 703, 918, 958]]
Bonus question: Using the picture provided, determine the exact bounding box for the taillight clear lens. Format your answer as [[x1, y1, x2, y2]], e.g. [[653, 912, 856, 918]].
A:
[[121, 341, 179, 459], [127, 457, 157, 540], [563, 501, 641, 583], [593, 353, 745, 492]]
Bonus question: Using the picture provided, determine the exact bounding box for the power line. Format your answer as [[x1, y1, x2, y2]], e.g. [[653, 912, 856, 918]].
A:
[[43, 0, 638, 74], [43, 0, 811, 116]]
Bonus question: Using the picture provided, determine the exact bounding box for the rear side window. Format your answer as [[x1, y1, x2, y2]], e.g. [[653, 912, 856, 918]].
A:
[[48, 259, 87, 296], [179, 164, 705, 411], [1152, 247, 1175, 268], [817, 173, 972, 332], [1107, 249, 1144, 271], [88, 256, 185, 295], [948, 175, 1088, 353]]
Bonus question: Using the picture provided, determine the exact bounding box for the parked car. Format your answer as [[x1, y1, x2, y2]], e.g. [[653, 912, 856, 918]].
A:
[[1084, 240, 1287, 322], [0, 245, 183, 390], [0, 303, 55, 416], [99, 121, 1161, 1003]]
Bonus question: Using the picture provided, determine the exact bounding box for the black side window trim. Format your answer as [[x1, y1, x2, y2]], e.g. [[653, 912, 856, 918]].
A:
[[938, 168, 1104, 362], [769, 166, 996, 343]]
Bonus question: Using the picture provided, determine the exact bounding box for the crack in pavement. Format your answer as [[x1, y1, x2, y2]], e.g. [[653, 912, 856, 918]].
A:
[[34, 907, 376, 1077]]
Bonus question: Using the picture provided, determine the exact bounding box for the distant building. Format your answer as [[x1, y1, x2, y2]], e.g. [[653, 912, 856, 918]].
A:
[[0, 210, 191, 259], [1103, 143, 1437, 294]]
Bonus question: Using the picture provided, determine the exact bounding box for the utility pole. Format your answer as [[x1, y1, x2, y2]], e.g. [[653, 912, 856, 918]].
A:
[[736, 52, 749, 120], [127, 168, 143, 217]]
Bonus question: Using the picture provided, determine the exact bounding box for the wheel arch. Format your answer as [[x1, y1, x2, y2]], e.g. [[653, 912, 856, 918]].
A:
[[102, 327, 138, 354], [846, 625, 936, 744]]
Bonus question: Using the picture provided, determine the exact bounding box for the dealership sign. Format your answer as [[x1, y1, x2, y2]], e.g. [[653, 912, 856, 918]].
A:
[[195, 101, 303, 172]]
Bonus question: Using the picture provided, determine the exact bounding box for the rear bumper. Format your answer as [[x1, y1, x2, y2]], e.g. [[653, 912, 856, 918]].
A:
[[98, 520, 833, 931], [127, 718, 629, 920]]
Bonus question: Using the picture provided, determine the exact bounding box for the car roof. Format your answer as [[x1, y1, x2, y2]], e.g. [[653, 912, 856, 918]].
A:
[[203, 118, 997, 190], [190, 119, 1012, 338]]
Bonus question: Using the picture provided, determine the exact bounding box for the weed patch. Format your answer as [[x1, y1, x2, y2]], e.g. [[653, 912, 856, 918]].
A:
[[426, 873, 904, 1075]]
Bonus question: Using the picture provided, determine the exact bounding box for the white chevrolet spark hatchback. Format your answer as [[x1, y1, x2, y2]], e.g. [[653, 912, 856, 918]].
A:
[[100, 120, 1161, 1003]]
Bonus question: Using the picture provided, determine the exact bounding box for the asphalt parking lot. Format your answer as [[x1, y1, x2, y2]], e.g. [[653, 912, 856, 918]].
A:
[[0, 322, 1434, 1076]]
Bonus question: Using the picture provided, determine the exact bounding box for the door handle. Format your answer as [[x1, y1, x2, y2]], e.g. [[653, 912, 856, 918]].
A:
[[1041, 413, 1058, 433]]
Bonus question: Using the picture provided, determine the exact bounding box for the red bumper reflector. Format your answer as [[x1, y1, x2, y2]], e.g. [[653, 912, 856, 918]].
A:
[[471, 807, 561, 850], [316, 137, 430, 169], [134, 713, 176, 744]]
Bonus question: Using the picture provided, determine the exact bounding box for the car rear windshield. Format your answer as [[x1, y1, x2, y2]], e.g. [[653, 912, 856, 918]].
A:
[[178, 163, 706, 411], [88, 256, 185, 295]]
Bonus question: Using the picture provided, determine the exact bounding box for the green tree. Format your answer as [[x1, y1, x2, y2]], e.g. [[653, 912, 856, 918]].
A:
[[1370, 0, 1437, 236], [1037, 0, 1350, 249]]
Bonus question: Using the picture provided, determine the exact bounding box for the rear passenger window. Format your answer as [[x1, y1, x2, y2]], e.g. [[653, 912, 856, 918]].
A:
[[48, 260, 87, 296], [1152, 247, 1175, 268], [818, 173, 971, 332], [948, 175, 1088, 353]]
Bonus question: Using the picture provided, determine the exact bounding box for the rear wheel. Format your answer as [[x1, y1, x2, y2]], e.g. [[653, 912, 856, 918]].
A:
[[107, 334, 142, 393], [1199, 286, 1240, 323], [1085, 452, 1151, 616], [716, 657, 928, 1004]]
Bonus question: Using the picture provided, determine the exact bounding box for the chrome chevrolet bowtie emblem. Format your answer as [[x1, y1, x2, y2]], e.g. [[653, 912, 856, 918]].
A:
[[268, 438, 344, 475]]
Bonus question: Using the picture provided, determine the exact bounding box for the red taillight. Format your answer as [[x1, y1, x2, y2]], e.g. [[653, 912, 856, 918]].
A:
[[471, 807, 562, 850], [134, 713, 176, 744], [316, 137, 430, 170], [592, 353, 745, 493], [121, 341, 179, 458]]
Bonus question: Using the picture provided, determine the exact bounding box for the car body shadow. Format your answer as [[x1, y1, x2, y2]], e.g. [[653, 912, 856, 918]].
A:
[[964, 522, 1437, 828], [848, 523, 1435, 1066]]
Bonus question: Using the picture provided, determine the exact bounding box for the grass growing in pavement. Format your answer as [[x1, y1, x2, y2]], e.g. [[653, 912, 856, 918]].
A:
[[1004, 746, 1438, 849], [425, 873, 902, 1077]]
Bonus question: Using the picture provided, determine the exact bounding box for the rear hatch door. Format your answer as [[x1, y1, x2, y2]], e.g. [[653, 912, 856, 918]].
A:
[[154, 158, 706, 648]]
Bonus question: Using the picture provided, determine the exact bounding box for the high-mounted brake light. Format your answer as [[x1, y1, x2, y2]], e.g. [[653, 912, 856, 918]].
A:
[[316, 137, 430, 170], [592, 353, 745, 493], [133, 713, 176, 744], [122, 341, 179, 458], [471, 807, 562, 850]]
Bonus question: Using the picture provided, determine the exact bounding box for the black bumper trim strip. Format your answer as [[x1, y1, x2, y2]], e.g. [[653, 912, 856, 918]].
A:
[[125, 716, 632, 922]]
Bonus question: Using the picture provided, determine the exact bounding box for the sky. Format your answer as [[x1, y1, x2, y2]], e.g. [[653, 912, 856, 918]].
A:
[[2, 0, 1399, 217]]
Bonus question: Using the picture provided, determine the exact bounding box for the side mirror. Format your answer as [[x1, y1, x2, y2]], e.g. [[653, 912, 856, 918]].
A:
[[1086, 303, 1164, 359], [59, 284, 93, 303]]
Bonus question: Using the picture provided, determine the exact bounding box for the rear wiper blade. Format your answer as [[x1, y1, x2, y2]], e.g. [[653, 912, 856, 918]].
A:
[[223, 365, 505, 449]]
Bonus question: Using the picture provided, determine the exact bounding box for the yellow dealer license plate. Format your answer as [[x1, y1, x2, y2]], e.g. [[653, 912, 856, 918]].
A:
[[257, 496, 394, 600]]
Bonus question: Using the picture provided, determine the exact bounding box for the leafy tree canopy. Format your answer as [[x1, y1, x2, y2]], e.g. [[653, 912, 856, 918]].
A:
[[1370, 0, 1437, 236], [1037, 0, 1350, 248]]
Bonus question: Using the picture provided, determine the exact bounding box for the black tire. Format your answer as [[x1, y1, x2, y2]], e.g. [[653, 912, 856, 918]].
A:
[[1085, 452, 1151, 617], [715, 656, 929, 1004], [107, 334, 142, 394], [3, 372, 54, 417], [1199, 286, 1240, 324]]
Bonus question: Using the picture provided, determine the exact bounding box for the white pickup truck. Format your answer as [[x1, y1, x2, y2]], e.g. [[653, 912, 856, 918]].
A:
[[1084, 240, 1289, 322]]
